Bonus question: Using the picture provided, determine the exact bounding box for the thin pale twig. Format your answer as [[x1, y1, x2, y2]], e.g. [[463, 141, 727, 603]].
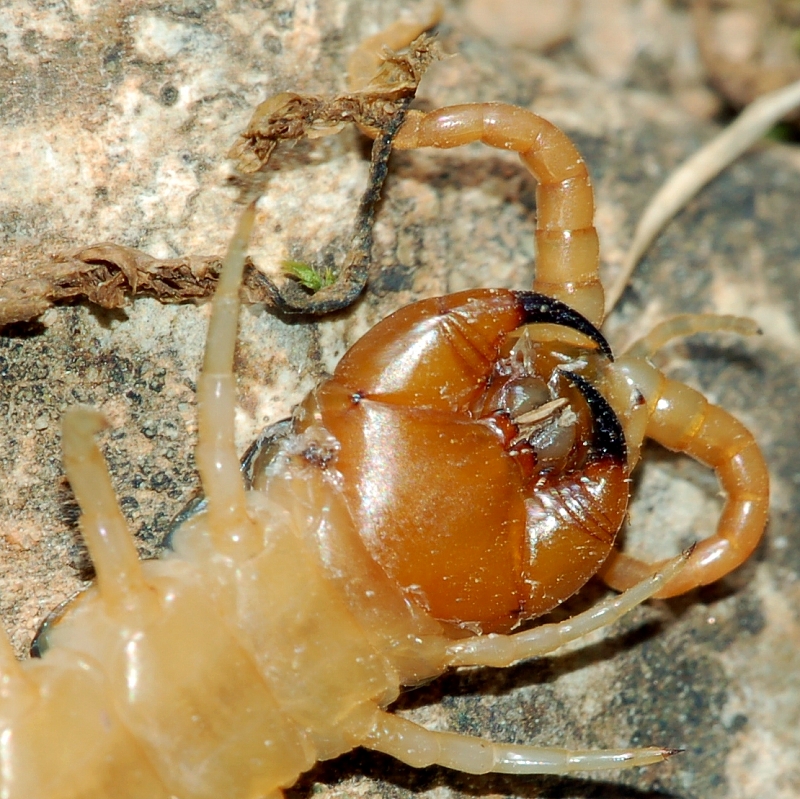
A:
[[605, 77, 800, 315]]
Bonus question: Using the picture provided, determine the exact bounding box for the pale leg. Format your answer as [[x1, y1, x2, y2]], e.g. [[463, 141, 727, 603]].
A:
[[194, 201, 262, 559], [364, 712, 677, 775], [443, 551, 688, 668]]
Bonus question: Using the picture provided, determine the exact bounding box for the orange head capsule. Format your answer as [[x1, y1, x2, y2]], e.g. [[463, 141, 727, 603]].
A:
[[300, 288, 628, 634]]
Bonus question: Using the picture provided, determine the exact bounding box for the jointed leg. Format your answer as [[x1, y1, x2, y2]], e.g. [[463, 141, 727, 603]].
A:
[[362, 555, 688, 775], [195, 201, 262, 559], [364, 712, 678, 775], [442, 551, 688, 669], [624, 314, 759, 359]]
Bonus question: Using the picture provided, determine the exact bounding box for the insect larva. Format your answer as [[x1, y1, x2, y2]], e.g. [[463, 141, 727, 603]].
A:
[[0, 85, 769, 799], [0, 9, 776, 799]]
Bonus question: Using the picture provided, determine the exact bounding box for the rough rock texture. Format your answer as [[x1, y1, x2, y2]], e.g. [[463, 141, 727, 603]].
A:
[[1, 2, 799, 798]]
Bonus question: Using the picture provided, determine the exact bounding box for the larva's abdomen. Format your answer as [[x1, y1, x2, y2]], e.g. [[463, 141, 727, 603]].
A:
[[42, 558, 314, 798], [168, 471, 409, 761], [2, 649, 171, 798], [22, 445, 437, 799]]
